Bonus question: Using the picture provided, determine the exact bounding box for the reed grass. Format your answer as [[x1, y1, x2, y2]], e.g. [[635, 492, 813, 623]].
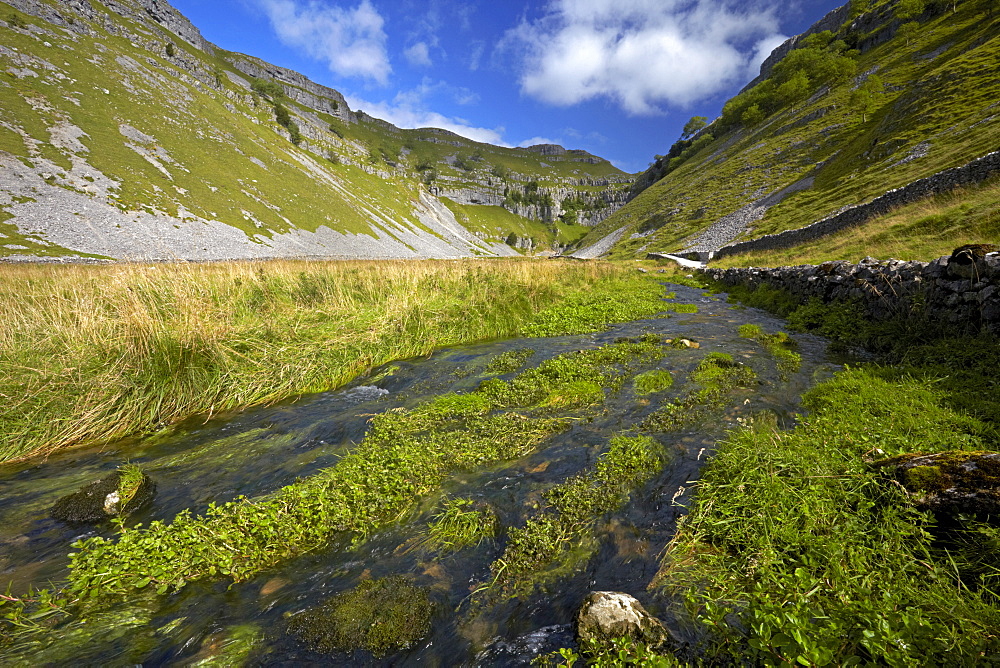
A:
[[0, 258, 665, 463]]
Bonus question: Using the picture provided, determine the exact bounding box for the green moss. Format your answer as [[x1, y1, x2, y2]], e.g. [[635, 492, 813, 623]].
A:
[[903, 465, 944, 491], [287, 576, 431, 656], [633, 370, 674, 395]]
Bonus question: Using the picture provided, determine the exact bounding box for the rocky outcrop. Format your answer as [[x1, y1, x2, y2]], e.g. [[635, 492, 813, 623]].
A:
[[704, 250, 1000, 334], [874, 451, 1000, 519]]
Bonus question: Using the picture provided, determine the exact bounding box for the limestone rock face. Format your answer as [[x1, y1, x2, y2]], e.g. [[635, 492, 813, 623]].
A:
[[575, 591, 672, 649]]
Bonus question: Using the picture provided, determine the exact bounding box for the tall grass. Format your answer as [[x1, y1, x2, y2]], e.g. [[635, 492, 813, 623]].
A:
[[0, 259, 661, 463]]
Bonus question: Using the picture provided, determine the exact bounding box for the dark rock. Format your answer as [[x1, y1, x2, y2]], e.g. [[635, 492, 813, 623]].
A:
[[874, 451, 1000, 519], [50, 467, 156, 524], [575, 591, 674, 650], [946, 244, 999, 280]]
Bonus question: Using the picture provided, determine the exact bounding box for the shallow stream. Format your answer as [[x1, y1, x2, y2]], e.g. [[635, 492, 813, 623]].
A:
[[0, 284, 840, 665]]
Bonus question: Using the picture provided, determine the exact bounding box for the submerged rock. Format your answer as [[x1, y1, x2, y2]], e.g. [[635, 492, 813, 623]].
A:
[[50, 465, 156, 524], [287, 576, 432, 656], [874, 450, 1000, 519], [575, 591, 673, 650]]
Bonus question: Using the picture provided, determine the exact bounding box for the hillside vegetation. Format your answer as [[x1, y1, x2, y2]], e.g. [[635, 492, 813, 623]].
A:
[[580, 0, 999, 260], [0, 0, 626, 260]]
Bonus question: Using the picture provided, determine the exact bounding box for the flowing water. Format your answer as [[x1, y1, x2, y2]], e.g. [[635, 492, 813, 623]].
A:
[[0, 284, 842, 665]]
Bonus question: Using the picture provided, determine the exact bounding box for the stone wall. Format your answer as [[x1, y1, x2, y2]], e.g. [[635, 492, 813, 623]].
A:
[[713, 151, 1000, 260], [703, 251, 1000, 334]]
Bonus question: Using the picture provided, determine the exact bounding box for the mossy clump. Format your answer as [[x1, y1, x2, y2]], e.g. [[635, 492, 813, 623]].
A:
[[485, 348, 535, 375], [287, 576, 432, 656], [50, 464, 155, 524], [633, 370, 674, 395]]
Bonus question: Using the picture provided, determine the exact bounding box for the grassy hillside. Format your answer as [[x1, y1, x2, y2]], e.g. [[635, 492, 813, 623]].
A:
[[0, 0, 626, 260], [714, 173, 1000, 267], [580, 0, 999, 259]]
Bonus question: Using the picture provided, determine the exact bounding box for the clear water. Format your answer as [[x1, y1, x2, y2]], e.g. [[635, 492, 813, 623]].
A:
[[0, 284, 840, 665]]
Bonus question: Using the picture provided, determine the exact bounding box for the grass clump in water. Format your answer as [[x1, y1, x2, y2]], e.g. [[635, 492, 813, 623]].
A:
[[418, 498, 498, 555], [66, 337, 665, 598], [484, 348, 535, 375], [287, 576, 431, 656], [641, 353, 756, 433], [486, 434, 665, 595], [633, 370, 674, 395], [738, 323, 802, 378]]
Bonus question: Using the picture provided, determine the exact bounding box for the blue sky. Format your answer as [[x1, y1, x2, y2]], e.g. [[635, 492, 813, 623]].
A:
[[170, 0, 845, 173]]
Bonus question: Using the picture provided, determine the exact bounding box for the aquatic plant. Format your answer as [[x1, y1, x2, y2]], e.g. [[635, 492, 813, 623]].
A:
[[418, 497, 499, 555], [737, 323, 802, 378], [633, 370, 674, 395], [486, 434, 666, 595], [66, 337, 667, 597], [485, 348, 536, 375], [641, 353, 756, 432]]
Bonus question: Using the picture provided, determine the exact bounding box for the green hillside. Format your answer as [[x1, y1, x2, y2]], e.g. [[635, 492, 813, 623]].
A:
[[0, 0, 626, 260], [578, 0, 999, 260]]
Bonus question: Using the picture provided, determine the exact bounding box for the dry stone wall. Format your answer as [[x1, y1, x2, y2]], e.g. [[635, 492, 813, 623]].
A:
[[714, 151, 1000, 260], [704, 251, 1000, 334]]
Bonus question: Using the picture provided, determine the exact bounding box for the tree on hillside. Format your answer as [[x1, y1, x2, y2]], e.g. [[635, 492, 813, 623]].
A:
[[897, 20, 920, 45], [681, 116, 708, 139], [251, 78, 285, 101], [896, 0, 926, 19], [850, 74, 885, 123], [742, 103, 765, 127]]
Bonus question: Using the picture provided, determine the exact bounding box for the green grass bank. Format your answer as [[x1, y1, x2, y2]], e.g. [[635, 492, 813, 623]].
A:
[[0, 259, 668, 463], [653, 280, 1000, 666]]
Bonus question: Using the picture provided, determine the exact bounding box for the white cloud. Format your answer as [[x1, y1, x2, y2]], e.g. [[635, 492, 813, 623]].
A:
[[517, 136, 560, 148], [346, 81, 508, 145], [502, 0, 784, 114], [404, 41, 433, 67], [468, 40, 485, 71], [255, 0, 391, 85]]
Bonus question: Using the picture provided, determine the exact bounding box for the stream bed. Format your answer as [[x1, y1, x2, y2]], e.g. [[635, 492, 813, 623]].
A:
[[0, 284, 841, 665]]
